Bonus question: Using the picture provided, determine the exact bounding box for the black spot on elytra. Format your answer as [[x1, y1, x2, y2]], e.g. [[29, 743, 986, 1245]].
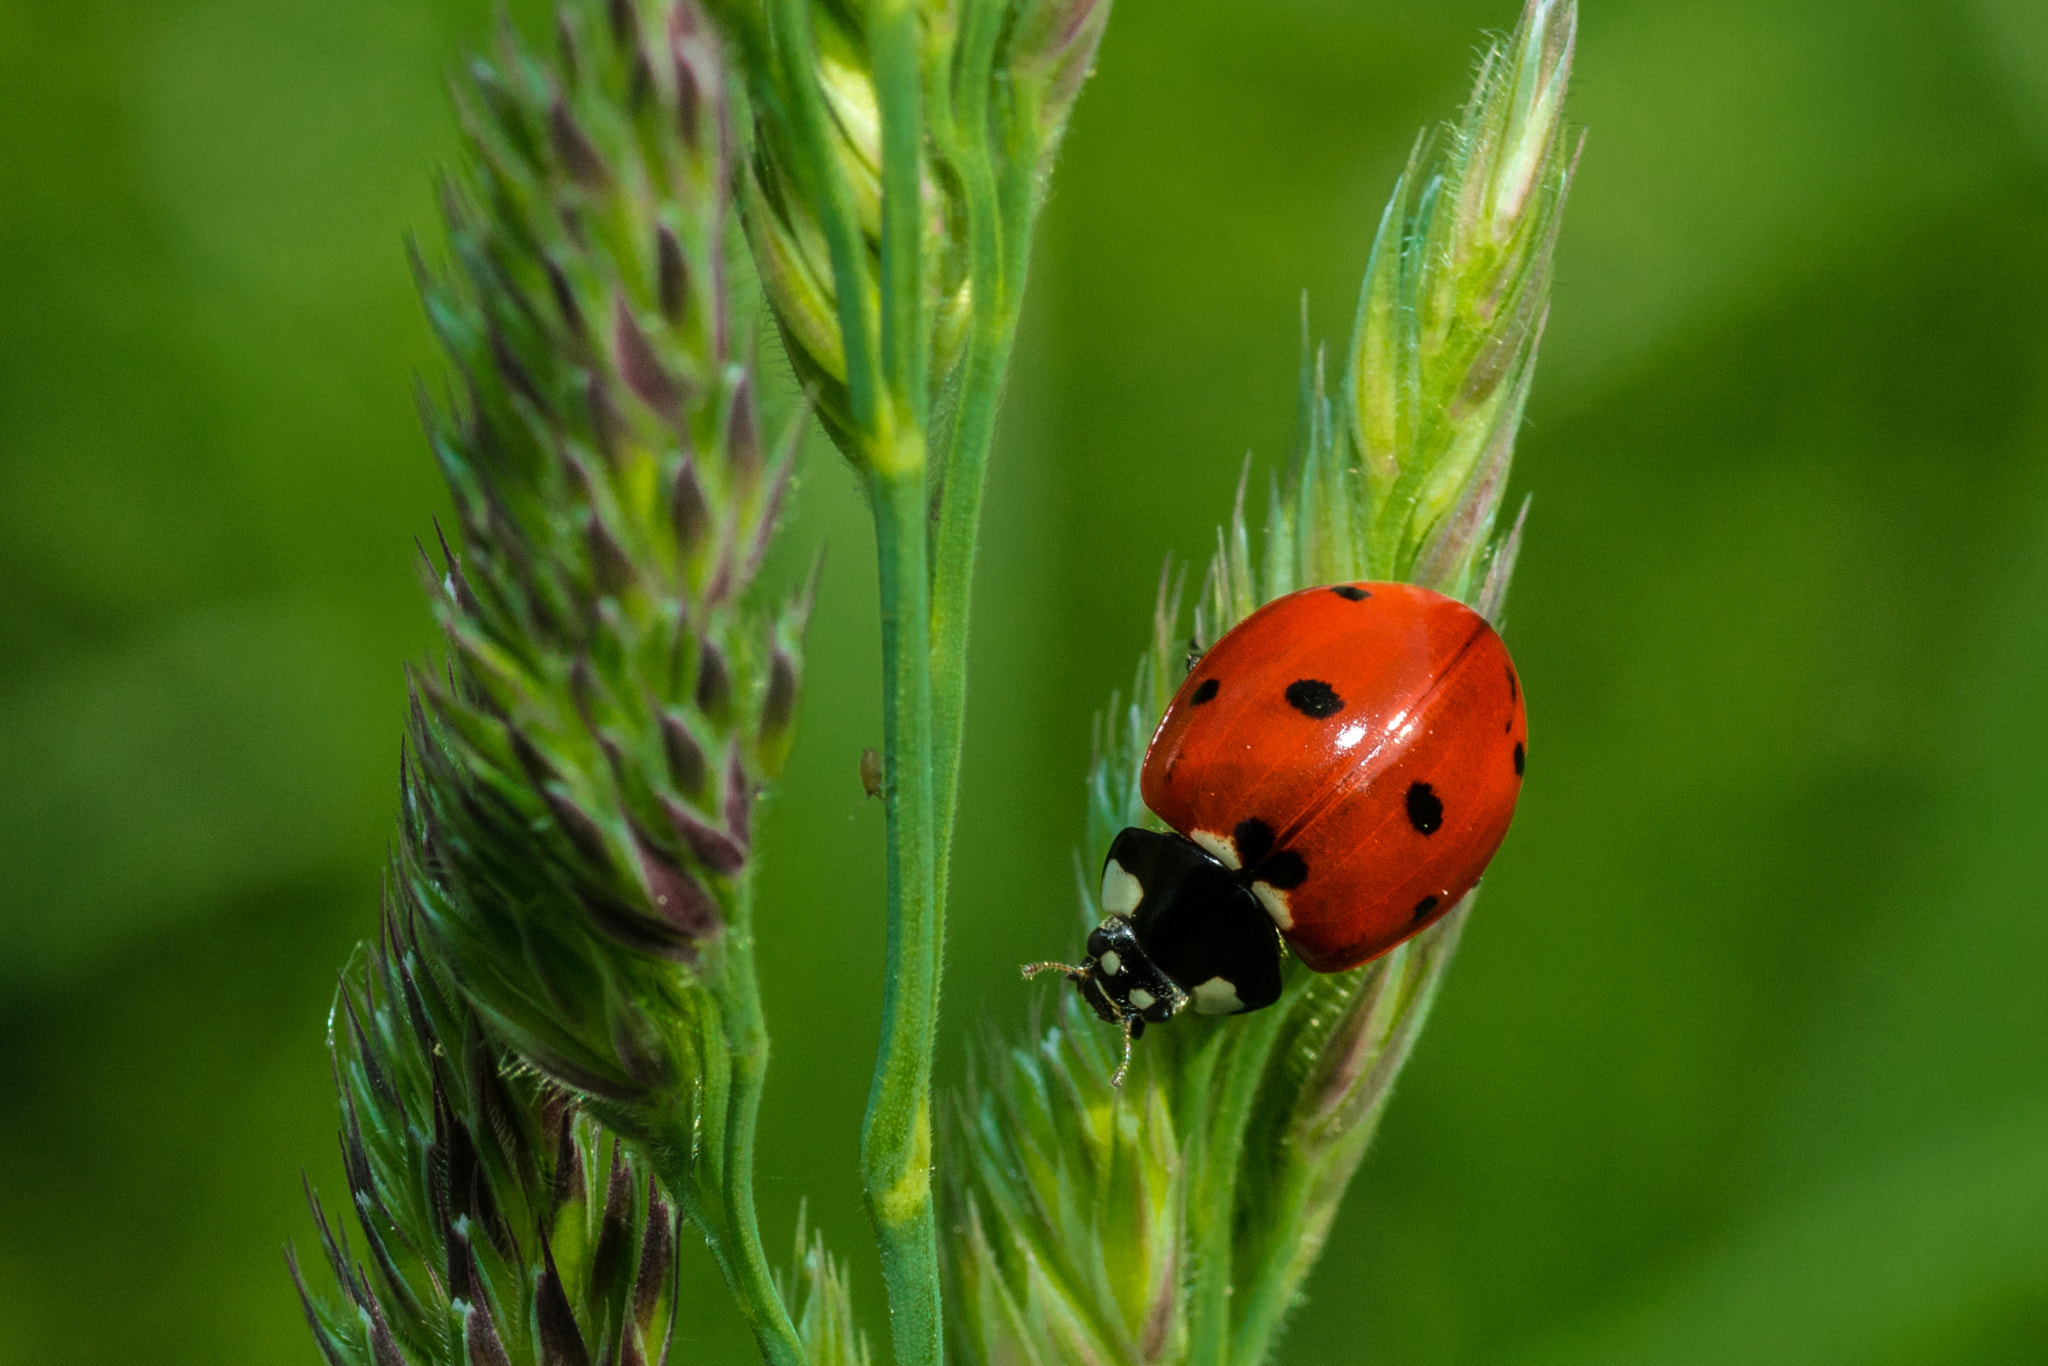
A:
[[1411, 894, 1440, 922], [1232, 818, 1275, 869], [1231, 817, 1307, 889], [1284, 679, 1343, 718], [1260, 850, 1309, 890], [1406, 781, 1443, 835], [1507, 665, 1518, 701], [1190, 677, 1220, 705], [1513, 742, 1525, 776], [1331, 585, 1371, 601]]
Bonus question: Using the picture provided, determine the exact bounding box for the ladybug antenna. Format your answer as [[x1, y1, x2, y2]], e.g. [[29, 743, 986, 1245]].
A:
[[1110, 1016, 1135, 1088], [1020, 960, 1087, 983]]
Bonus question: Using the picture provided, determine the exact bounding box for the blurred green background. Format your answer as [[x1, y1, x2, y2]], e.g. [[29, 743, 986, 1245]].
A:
[[3, 0, 2045, 1361]]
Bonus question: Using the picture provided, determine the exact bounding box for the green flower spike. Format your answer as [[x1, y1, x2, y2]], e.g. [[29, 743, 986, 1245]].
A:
[[714, 0, 1110, 466], [296, 897, 872, 1366], [784, 1216, 877, 1366], [291, 904, 685, 1366], [386, 3, 823, 1363], [949, 1004, 1187, 1366], [950, 3, 1576, 1365]]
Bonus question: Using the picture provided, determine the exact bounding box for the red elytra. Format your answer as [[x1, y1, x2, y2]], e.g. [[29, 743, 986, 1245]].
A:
[[1142, 581, 1526, 973]]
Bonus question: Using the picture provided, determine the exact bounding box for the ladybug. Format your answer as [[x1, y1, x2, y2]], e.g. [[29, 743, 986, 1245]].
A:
[[1026, 582, 1526, 1080]]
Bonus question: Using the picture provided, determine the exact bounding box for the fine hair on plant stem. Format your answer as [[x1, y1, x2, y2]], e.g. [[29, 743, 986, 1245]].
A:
[[287, 2, 1575, 1365]]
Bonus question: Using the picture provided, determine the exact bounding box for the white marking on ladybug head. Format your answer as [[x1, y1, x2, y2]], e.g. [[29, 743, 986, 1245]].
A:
[[1252, 880, 1293, 930], [1191, 829, 1241, 870], [1100, 860, 1144, 917], [1127, 987, 1157, 1010], [1189, 977, 1244, 1015], [1099, 949, 1123, 977]]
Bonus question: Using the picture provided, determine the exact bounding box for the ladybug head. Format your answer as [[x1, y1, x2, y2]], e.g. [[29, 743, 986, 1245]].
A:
[[1020, 916, 1187, 1085], [1025, 826, 1287, 1085], [1079, 916, 1189, 1029]]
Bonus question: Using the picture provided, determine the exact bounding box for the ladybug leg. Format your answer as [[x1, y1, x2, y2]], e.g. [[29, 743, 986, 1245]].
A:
[[1110, 1014, 1136, 1088]]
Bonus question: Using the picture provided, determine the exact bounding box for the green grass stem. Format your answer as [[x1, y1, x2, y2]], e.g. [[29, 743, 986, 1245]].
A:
[[713, 882, 812, 1366], [863, 465, 944, 1366]]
